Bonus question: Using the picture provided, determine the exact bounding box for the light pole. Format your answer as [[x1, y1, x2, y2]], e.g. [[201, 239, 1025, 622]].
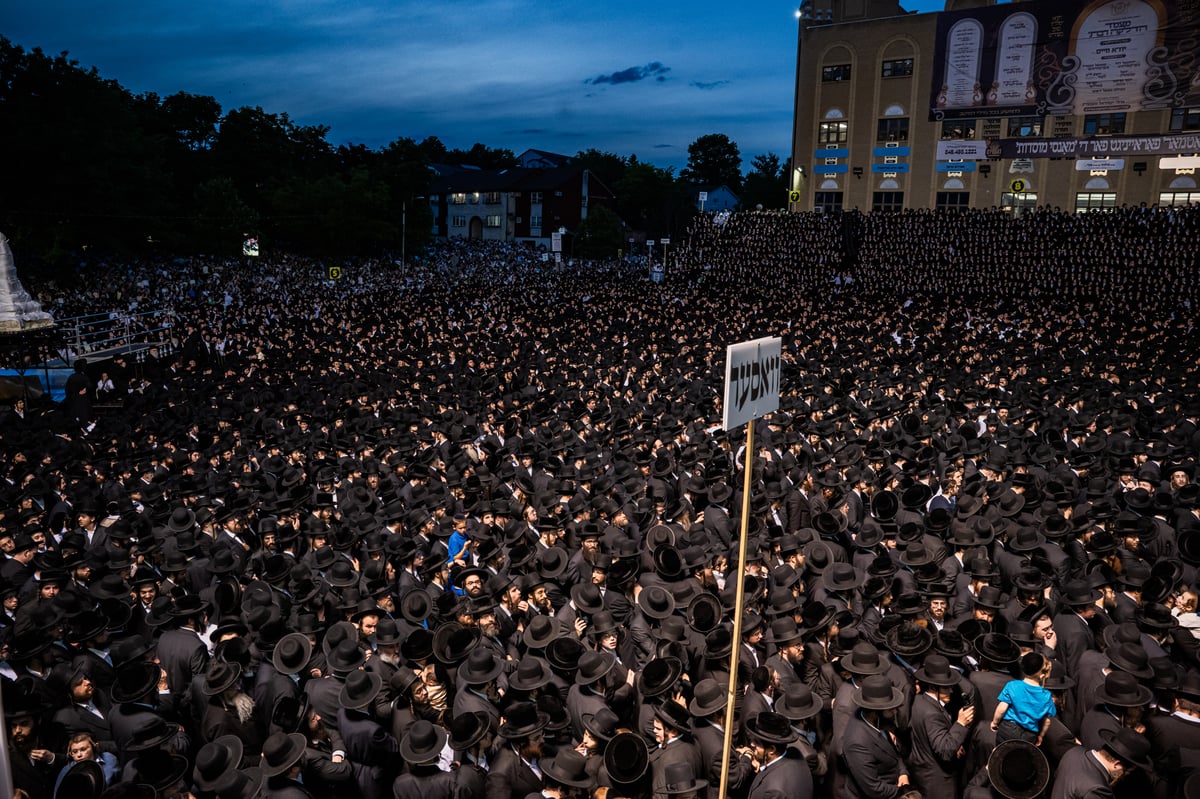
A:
[[789, 4, 811, 211]]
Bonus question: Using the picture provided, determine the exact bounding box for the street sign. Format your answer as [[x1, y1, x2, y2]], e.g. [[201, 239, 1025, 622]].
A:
[[1010, 178, 1027, 193], [722, 336, 782, 431], [789, 190, 801, 202], [699, 191, 708, 202]]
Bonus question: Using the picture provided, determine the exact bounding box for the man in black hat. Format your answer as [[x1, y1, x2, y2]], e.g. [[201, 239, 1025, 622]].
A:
[[488, 700, 548, 799], [842, 674, 911, 799], [156, 594, 211, 700], [689, 678, 754, 799], [338, 670, 398, 799], [745, 710, 814, 799], [1050, 727, 1152, 798], [910, 654, 975, 796], [1053, 581, 1102, 682], [649, 699, 704, 797], [392, 720, 461, 799]]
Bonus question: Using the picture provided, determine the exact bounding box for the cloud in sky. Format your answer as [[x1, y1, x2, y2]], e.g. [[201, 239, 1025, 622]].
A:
[[690, 80, 729, 91], [586, 62, 671, 86]]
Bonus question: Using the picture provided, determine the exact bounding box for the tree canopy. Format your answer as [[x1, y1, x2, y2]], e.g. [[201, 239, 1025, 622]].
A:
[[0, 36, 781, 260]]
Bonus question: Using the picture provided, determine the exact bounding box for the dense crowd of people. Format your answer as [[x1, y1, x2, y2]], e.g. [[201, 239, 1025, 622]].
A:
[[2, 203, 1199, 799]]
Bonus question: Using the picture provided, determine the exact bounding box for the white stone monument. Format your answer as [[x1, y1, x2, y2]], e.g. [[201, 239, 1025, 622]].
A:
[[0, 232, 54, 333]]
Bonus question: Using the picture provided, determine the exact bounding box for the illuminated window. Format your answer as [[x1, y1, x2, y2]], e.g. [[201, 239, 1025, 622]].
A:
[[941, 119, 976, 139], [450, 193, 467, 205], [485, 215, 502, 228], [818, 121, 849, 145], [1074, 192, 1117, 212], [822, 64, 852, 81]]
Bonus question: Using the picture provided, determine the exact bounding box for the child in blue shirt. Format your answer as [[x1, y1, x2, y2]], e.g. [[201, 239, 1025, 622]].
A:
[[991, 652, 1056, 744]]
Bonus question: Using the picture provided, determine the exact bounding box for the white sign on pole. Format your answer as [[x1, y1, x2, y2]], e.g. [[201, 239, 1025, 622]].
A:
[[699, 191, 709, 202], [722, 336, 782, 430], [551, 232, 563, 252], [661, 238, 670, 245]]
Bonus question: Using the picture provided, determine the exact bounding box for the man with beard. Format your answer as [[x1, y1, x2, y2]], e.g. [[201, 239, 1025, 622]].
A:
[[201, 660, 263, 755], [841, 674, 911, 799], [488, 701, 549, 799], [7, 703, 61, 799]]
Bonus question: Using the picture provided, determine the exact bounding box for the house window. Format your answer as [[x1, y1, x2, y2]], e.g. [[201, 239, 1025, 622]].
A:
[[813, 192, 843, 212], [485, 215, 502, 228], [1159, 191, 1200, 206], [822, 64, 852, 82], [530, 215, 542, 228], [872, 191, 904, 211], [1007, 116, 1043, 138], [1170, 107, 1200, 131], [530, 192, 543, 204], [818, 121, 849, 145], [451, 216, 467, 227], [484, 192, 501, 204], [936, 192, 970, 211], [877, 117, 910, 143], [450, 193, 467, 205], [941, 119, 976, 139], [1083, 113, 1126, 135], [1074, 192, 1117, 212], [881, 58, 914, 78]]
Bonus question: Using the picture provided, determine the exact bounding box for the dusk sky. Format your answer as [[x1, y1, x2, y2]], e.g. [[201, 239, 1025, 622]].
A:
[[4, 0, 946, 171]]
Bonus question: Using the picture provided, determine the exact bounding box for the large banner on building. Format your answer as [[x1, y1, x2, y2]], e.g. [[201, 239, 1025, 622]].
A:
[[929, 0, 1200, 121]]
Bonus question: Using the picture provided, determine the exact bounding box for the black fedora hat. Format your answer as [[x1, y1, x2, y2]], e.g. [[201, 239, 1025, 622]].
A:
[[688, 678, 728, 717], [604, 731, 650, 784], [193, 735, 245, 792], [840, 641, 890, 676], [638, 585, 677, 620], [130, 751, 189, 792], [432, 622, 480, 666], [745, 710, 799, 746], [542, 750, 595, 789], [509, 656, 554, 692], [521, 615, 560, 650], [202, 660, 242, 696], [448, 710, 492, 752], [57, 760, 105, 799], [111, 660, 160, 703], [1095, 670, 1152, 708], [974, 632, 1020, 666], [914, 654, 960, 687], [260, 732, 307, 777], [272, 632, 312, 676], [576, 650, 616, 686], [885, 621, 934, 658], [988, 740, 1051, 799], [326, 638, 367, 674], [339, 669, 383, 710], [399, 720, 448, 765], [853, 673, 905, 710], [659, 761, 708, 795], [459, 647, 504, 686], [653, 698, 692, 733], [1105, 642, 1153, 680], [775, 683, 823, 721], [638, 656, 683, 698], [1100, 727, 1152, 771], [499, 700, 550, 739], [824, 563, 862, 592], [582, 706, 621, 742]]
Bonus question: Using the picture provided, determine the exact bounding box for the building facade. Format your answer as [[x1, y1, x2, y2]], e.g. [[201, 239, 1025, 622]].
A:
[[788, 0, 1200, 213], [428, 150, 617, 247]]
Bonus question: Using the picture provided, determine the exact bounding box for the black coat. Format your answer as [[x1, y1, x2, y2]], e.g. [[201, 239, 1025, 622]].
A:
[[841, 714, 908, 799], [747, 748, 814, 799], [487, 744, 544, 799]]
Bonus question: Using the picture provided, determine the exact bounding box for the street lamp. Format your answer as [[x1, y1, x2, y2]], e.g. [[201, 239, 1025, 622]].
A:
[[788, 3, 812, 210]]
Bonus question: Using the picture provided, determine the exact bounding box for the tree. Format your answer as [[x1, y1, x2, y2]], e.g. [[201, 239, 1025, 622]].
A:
[[574, 204, 624, 260], [574, 149, 627, 191], [680, 133, 743, 193], [616, 162, 691, 239], [741, 152, 788, 211]]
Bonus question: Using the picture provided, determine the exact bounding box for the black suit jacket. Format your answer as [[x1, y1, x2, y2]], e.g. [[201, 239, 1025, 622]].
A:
[[748, 749, 814, 799], [841, 714, 907, 799], [487, 745, 544, 799]]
